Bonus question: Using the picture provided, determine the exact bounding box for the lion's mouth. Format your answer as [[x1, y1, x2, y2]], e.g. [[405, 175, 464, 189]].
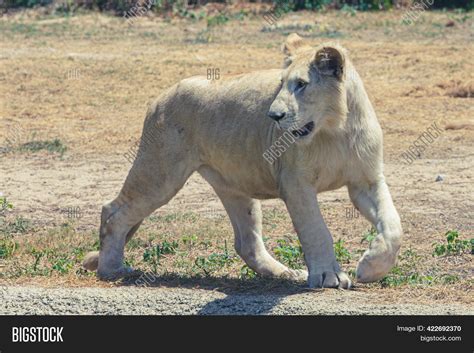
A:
[[291, 121, 314, 138]]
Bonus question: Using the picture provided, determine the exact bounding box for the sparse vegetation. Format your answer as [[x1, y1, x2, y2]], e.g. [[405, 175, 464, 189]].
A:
[[361, 227, 377, 245], [181, 234, 198, 247], [0, 197, 14, 215], [143, 240, 179, 273], [0, 207, 472, 300], [334, 239, 352, 263], [19, 138, 67, 156], [0, 201, 27, 266], [432, 230, 473, 257], [206, 13, 229, 28], [380, 249, 434, 287], [273, 238, 304, 270], [149, 212, 199, 224], [50, 254, 75, 274], [239, 265, 257, 280], [194, 240, 236, 276], [0, 238, 18, 260], [379, 247, 467, 288], [0, 216, 31, 236]]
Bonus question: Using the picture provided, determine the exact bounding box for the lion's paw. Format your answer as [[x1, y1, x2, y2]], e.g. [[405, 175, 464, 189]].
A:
[[308, 270, 351, 289], [356, 235, 398, 283], [281, 268, 308, 282], [97, 266, 136, 281], [82, 251, 100, 271]]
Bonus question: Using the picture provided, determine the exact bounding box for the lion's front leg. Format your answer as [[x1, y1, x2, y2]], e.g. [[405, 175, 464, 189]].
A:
[[348, 178, 402, 283], [215, 191, 307, 282], [282, 180, 351, 289]]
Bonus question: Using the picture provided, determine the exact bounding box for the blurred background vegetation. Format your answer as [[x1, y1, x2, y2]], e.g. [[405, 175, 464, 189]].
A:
[[2, 0, 473, 13]]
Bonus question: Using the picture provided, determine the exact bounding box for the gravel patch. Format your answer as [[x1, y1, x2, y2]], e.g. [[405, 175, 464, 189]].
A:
[[1, 286, 472, 315]]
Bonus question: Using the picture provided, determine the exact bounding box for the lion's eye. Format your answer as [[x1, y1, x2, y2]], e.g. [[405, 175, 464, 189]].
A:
[[295, 80, 308, 92]]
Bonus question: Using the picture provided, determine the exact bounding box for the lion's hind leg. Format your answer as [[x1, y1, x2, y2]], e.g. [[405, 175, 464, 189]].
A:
[[83, 221, 142, 273], [85, 142, 199, 280]]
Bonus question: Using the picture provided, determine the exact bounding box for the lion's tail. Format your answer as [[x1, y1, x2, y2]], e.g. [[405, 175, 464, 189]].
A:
[[82, 251, 99, 271]]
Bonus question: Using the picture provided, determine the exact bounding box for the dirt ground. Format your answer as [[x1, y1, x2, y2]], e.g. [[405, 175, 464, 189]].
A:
[[0, 8, 473, 313]]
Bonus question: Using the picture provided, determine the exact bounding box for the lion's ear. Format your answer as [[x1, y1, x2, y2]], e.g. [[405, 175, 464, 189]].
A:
[[282, 33, 305, 56], [313, 45, 345, 80], [281, 33, 305, 67]]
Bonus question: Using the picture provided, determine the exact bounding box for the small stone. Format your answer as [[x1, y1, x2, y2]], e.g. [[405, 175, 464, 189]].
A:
[[435, 175, 444, 182]]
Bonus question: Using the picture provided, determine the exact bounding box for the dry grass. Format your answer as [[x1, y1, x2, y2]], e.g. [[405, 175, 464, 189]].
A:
[[0, 8, 473, 305]]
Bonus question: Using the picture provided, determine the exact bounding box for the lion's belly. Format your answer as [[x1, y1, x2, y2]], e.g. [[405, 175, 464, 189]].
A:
[[315, 175, 347, 193], [198, 162, 280, 199]]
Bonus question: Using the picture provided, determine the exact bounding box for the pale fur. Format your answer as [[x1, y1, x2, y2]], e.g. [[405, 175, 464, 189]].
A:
[[83, 34, 402, 289]]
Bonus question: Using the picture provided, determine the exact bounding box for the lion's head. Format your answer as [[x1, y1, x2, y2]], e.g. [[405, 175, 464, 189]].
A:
[[267, 34, 348, 142]]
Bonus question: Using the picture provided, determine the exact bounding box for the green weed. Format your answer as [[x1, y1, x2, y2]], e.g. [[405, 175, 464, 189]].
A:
[[181, 234, 198, 247], [50, 255, 74, 274], [19, 138, 67, 156], [439, 274, 460, 285], [380, 249, 434, 287], [0, 238, 18, 259], [0, 197, 14, 215], [27, 248, 50, 275], [194, 240, 236, 276], [432, 230, 473, 257], [273, 238, 304, 270], [239, 265, 257, 280], [0, 216, 30, 236], [361, 227, 377, 244], [206, 13, 229, 28], [334, 239, 352, 263], [143, 240, 179, 273]]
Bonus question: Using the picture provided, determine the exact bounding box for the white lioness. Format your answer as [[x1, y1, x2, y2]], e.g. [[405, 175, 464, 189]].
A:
[[84, 34, 402, 288]]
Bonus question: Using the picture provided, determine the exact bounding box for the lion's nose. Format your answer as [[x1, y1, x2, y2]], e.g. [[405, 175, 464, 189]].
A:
[[267, 111, 286, 121]]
